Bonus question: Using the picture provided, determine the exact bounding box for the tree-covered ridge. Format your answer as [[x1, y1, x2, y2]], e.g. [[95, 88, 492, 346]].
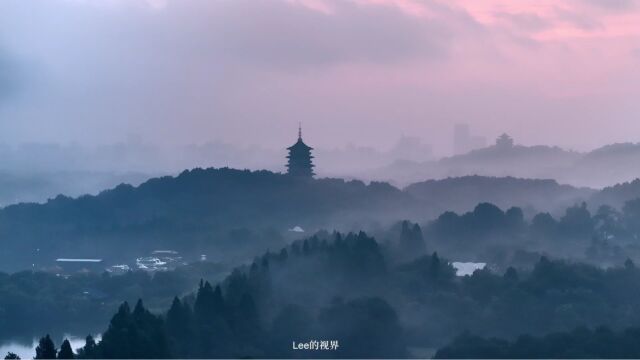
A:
[[369, 139, 640, 189], [423, 200, 640, 267], [9, 197, 640, 350], [72, 232, 407, 359], [30, 229, 640, 359], [592, 178, 640, 209], [405, 175, 592, 214], [435, 326, 640, 359], [0, 167, 413, 272], [0, 262, 227, 342], [7, 165, 640, 273]]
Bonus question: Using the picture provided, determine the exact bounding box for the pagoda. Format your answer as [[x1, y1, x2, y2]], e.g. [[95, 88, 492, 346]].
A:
[[286, 124, 315, 177]]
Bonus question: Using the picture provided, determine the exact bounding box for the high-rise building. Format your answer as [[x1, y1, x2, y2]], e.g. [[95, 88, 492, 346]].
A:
[[453, 124, 471, 155], [453, 123, 487, 155]]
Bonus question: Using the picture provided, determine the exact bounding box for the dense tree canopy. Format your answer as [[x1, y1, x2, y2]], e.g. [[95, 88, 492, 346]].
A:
[[41, 230, 640, 358], [435, 326, 640, 359], [35, 335, 56, 359], [0, 262, 226, 342]]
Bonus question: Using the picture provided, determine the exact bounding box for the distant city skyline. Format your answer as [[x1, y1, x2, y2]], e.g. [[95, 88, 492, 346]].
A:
[[0, 129, 602, 163]]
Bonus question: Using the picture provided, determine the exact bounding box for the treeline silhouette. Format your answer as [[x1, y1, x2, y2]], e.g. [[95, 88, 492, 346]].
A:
[[405, 175, 590, 214], [0, 262, 226, 342], [423, 200, 640, 267], [9, 197, 640, 349], [28, 230, 640, 358], [0, 168, 415, 272], [8, 167, 637, 273], [5, 169, 640, 271], [377, 139, 640, 189], [41, 232, 406, 358]]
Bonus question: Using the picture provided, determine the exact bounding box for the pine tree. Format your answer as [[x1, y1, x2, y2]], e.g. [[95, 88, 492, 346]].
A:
[[4, 353, 20, 360], [57, 339, 75, 359], [228, 293, 263, 357], [98, 300, 170, 359], [194, 281, 215, 319], [429, 252, 441, 279], [399, 221, 426, 257], [234, 293, 261, 341], [35, 335, 57, 359], [96, 302, 133, 358], [132, 299, 170, 359], [76, 335, 97, 359], [133, 298, 146, 317], [166, 297, 193, 357], [194, 282, 231, 357]]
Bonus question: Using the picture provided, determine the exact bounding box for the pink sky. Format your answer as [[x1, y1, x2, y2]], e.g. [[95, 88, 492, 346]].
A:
[[0, 0, 639, 155]]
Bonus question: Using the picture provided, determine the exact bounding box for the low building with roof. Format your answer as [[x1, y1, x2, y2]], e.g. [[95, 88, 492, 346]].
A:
[[55, 258, 104, 273]]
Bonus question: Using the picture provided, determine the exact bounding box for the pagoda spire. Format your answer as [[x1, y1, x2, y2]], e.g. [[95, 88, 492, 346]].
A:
[[298, 122, 302, 140]]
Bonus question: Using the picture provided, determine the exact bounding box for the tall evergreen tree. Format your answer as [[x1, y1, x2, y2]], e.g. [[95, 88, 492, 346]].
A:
[[97, 300, 170, 359], [231, 293, 263, 356], [165, 297, 193, 358], [193, 282, 231, 357], [399, 221, 427, 258], [97, 302, 133, 358], [132, 299, 170, 359], [35, 335, 57, 359], [76, 335, 97, 359], [57, 339, 75, 359]]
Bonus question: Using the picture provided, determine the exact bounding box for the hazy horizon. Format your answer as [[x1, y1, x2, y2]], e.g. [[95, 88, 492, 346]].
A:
[[2, 0, 640, 158], [7, 4, 640, 358]]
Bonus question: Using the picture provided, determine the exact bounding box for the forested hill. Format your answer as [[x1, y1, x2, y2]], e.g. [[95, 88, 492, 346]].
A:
[[405, 175, 593, 214], [44, 231, 640, 359], [0, 168, 417, 271], [366, 141, 640, 189], [0, 167, 411, 229], [0, 167, 632, 272], [591, 178, 640, 209]]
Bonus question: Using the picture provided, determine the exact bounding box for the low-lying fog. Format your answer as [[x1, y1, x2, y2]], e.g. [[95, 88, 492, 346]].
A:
[[4, 133, 640, 205]]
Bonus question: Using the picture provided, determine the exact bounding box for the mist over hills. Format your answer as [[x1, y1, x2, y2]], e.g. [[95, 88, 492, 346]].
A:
[[5, 0, 640, 356], [406, 176, 593, 216], [3, 136, 640, 206], [0, 168, 416, 272], [0, 165, 630, 273], [0, 137, 432, 204], [5, 168, 640, 356], [591, 179, 640, 209], [365, 137, 640, 189], [0, 171, 151, 207], [1, 137, 639, 274]]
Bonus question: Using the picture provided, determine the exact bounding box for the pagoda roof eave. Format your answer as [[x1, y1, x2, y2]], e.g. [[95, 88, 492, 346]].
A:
[[287, 141, 313, 150]]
